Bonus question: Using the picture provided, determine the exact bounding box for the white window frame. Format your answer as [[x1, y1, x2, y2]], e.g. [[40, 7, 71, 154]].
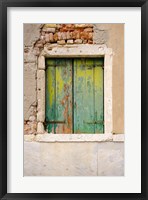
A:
[[35, 44, 114, 142]]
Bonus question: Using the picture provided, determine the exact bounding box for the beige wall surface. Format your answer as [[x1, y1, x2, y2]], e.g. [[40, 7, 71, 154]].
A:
[[93, 24, 124, 134]]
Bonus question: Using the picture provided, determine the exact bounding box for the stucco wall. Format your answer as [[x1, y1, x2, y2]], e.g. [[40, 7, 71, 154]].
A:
[[93, 24, 124, 134], [24, 141, 124, 176]]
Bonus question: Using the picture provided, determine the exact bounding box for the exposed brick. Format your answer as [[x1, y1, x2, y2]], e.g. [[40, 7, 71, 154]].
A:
[[57, 32, 62, 40], [67, 40, 73, 44], [45, 34, 50, 42], [57, 40, 66, 45], [75, 31, 80, 39], [84, 28, 93, 32], [43, 24, 57, 28], [60, 24, 75, 32], [24, 121, 37, 134], [43, 28, 56, 33], [75, 24, 88, 28], [61, 32, 67, 40], [66, 31, 71, 40], [53, 33, 58, 41], [83, 40, 88, 44], [74, 39, 82, 44], [56, 24, 62, 29], [72, 31, 77, 39], [88, 40, 93, 44], [49, 33, 54, 42], [80, 32, 89, 40], [66, 24, 75, 28], [88, 32, 93, 40]]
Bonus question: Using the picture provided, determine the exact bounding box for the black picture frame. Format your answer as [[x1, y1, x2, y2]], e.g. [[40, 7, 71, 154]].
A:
[[0, 0, 147, 199]]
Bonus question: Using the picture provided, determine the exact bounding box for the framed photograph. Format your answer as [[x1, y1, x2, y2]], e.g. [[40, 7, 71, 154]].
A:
[[0, 0, 147, 199]]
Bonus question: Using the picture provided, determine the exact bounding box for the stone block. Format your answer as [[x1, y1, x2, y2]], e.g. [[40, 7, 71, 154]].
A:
[[37, 122, 45, 134], [37, 70, 45, 122], [38, 56, 45, 70]]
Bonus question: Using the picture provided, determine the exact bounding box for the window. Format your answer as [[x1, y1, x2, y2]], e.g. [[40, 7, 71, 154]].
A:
[[45, 58, 104, 134]]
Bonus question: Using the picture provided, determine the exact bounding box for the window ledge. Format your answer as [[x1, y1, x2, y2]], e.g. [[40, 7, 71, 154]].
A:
[[24, 133, 124, 142]]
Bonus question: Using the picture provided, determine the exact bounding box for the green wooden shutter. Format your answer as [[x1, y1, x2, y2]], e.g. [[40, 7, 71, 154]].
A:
[[46, 58, 104, 134], [45, 59, 72, 133], [73, 58, 104, 133]]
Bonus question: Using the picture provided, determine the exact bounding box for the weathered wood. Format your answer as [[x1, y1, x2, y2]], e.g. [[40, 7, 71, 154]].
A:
[[74, 58, 104, 133], [46, 59, 72, 133], [46, 66, 56, 133], [46, 58, 104, 134]]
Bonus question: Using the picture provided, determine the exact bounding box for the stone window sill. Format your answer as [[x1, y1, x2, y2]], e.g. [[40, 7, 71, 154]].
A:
[[24, 133, 124, 142]]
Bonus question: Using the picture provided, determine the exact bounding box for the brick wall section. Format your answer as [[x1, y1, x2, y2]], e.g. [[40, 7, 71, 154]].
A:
[[34, 24, 93, 53]]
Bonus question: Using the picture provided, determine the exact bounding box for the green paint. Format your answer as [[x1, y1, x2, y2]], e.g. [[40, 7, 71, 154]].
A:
[[74, 58, 104, 133], [46, 58, 104, 134], [45, 59, 72, 133]]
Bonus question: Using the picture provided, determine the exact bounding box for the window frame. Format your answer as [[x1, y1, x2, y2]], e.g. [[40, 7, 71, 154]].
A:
[[36, 44, 113, 141]]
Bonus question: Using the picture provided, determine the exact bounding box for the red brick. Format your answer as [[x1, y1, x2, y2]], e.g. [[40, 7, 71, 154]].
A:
[[84, 28, 93, 32], [49, 33, 54, 42], [53, 33, 58, 41], [88, 32, 93, 40], [88, 40, 93, 44], [61, 32, 67, 40], [57, 40, 65, 45], [80, 32, 89, 40]]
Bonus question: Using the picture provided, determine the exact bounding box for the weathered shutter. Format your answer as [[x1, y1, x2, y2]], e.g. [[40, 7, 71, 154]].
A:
[[74, 58, 104, 133], [46, 58, 104, 134], [46, 59, 72, 133]]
